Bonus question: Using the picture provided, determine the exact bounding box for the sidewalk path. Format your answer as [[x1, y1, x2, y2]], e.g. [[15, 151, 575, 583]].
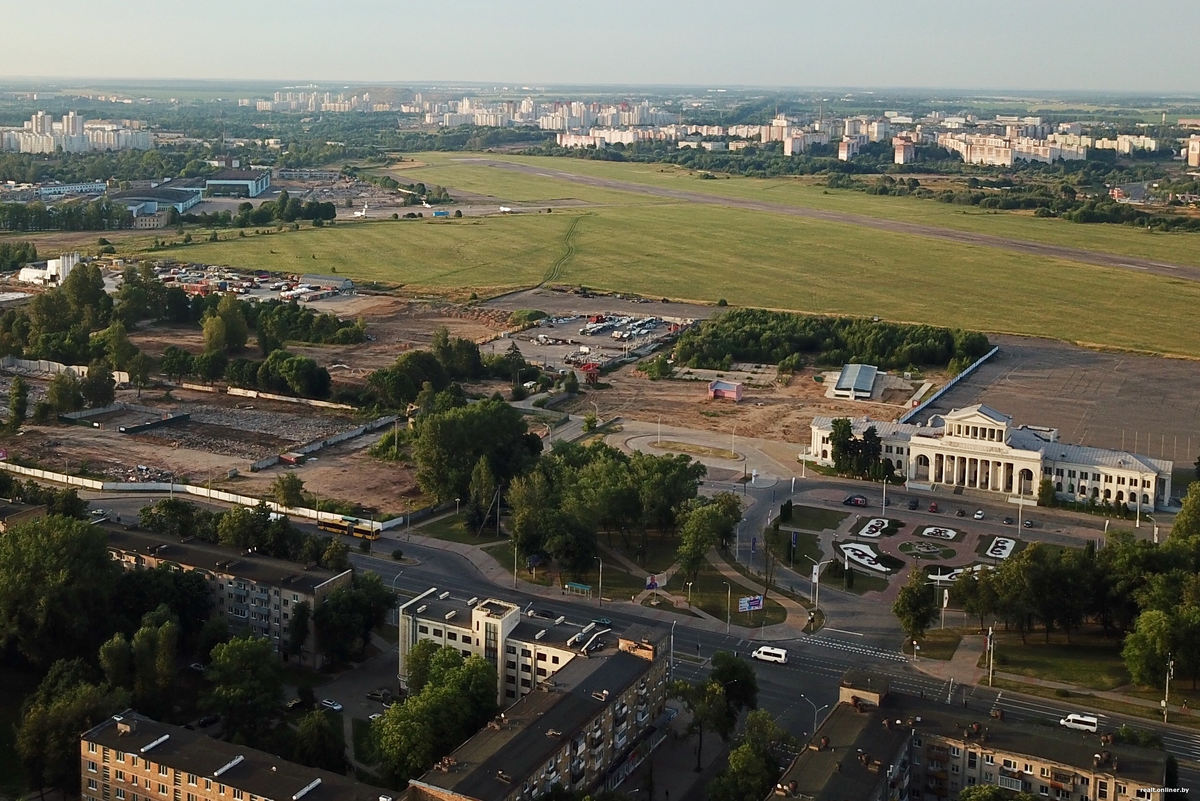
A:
[[702, 547, 808, 639], [914, 634, 986, 685]]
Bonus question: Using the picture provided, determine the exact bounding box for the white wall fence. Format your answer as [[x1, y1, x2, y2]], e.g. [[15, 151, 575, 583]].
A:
[[226, 386, 354, 410], [249, 415, 399, 472], [898, 347, 999, 425], [1, 355, 129, 385]]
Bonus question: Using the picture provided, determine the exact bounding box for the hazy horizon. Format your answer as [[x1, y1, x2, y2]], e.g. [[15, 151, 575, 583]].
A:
[[4, 0, 1199, 94]]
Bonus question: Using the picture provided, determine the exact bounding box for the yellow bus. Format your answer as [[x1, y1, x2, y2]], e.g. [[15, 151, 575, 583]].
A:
[[318, 517, 380, 540]]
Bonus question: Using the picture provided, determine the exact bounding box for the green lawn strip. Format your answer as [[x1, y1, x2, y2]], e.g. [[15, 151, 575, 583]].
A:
[[981, 631, 1130, 691], [352, 717, 381, 765], [899, 541, 957, 560], [484, 154, 1200, 270], [649, 440, 738, 460], [479, 540, 555, 587], [990, 678, 1200, 732], [640, 595, 703, 617], [901, 628, 965, 661], [782, 505, 848, 532], [415, 513, 507, 546], [766, 530, 824, 580], [821, 559, 891, 595], [0, 667, 40, 795], [664, 558, 787, 627], [153, 194, 1200, 358], [600, 534, 680, 575]]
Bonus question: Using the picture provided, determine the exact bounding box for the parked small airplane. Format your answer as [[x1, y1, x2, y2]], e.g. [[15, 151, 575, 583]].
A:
[[499, 206, 513, 213], [352, 203, 368, 217]]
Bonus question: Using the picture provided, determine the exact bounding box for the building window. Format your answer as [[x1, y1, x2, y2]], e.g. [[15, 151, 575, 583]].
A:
[[552, 655, 560, 665], [522, 648, 531, 657], [506, 675, 515, 684], [984, 755, 994, 765], [233, 791, 243, 800], [1039, 786, 1049, 796], [521, 664, 531, 673], [968, 752, 977, 768], [117, 790, 127, 801], [1003, 758, 1016, 769], [506, 660, 517, 669], [1041, 768, 1050, 777], [537, 667, 547, 677], [116, 770, 126, 782], [418, 625, 428, 634], [521, 678, 531, 687], [506, 644, 516, 654], [1098, 780, 1108, 799], [448, 632, 457, 641], [537, 653, 546, 661], [87, 760, 97, 773], [433, 628, 442, 637], [461, 648, 470, 657], [88, 779, 99, 791], [506, 689, 516, 698]]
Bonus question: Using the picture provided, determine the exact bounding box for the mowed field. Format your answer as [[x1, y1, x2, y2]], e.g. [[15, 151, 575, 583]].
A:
[[435, 154, 1200, 270], [177, 191, 1200, 356]]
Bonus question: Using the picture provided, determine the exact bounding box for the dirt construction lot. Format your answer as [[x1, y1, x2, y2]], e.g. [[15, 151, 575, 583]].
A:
[[11, 387, 424, 516], [562, 362, 944, 443]]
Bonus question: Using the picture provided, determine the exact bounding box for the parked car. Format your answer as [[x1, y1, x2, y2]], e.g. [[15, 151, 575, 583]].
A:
[[1023, 519, 1034, 529], [369, 713, 384, 721], [955, 509, 966, 517], [907, 498, 919, 510], [197, 715, 219, 728], [535, 609, 557, 620], [928, 502, 939, 513], [188, 662, 207, 673], [592, 617, 612, 627], [367, 688, 393, 702], [973, 510, 985, 520], [843, 495, 868, 507], [320, 699, 343, 712], [1002, 516, 1015, 525]]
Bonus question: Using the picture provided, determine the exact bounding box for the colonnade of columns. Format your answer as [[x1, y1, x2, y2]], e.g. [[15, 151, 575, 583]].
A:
[[914, 452, 1033, 495]]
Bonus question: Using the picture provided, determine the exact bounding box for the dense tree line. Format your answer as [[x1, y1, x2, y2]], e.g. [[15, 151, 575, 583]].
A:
[[889, 484, 1200, 690], [0, 198, 133, 231], [374, 642, 499, 784], [675, 308, 991, 373], [508, 441, 707, 574], [0, 240, 36, 270], [828, 419, 892, 480]]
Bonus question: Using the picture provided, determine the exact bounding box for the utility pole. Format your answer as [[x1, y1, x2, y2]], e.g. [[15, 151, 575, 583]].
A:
[[722, 581, 731, 634], [1164, 654, 1174, 723], [595, 556, 604, 607], [987, 626, 995, 687]]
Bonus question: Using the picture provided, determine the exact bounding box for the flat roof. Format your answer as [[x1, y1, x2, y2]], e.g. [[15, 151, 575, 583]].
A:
[[103, 525, 347, 595], [83, 711, 392, 801], [209, 169, 269, 181], [415, 651, 655, 801], [109, 188, 197, 204], [835, 363, 877, 394]]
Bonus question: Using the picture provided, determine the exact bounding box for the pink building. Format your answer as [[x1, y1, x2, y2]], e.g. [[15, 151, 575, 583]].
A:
[[708, 380, 743, 402]]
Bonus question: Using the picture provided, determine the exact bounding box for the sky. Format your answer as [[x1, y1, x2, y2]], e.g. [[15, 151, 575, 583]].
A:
[[3, 0, 1199, 93]]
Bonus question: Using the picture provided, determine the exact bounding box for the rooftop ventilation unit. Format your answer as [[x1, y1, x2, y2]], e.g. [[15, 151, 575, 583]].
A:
[[417, 604, 427, 614], [292, 778, 322, 801], [139, 734, 169, 754], [213, 755, 244, 776], [438, 591, 451, 600], [535, 629, 546, 640], [467, 597, 478, 606], [445, 610, 456, 620]]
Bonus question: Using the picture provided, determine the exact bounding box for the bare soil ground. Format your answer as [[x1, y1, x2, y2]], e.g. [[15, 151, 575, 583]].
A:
[[564, 363, 940, 442]]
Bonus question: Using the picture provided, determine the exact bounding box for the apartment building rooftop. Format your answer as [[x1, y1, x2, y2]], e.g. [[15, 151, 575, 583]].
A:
[[411, 648, 660, 801], [103, 525, 347, 596], [82, 711, 393, 801]]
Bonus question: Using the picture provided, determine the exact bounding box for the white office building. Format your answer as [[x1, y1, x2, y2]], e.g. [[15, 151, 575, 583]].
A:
[[810, 405, 1173, 510]]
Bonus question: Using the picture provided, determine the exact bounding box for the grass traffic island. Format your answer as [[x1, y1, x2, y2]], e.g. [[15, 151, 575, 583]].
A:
[[903, 628, 966, 661], [664, 558, 787, 628], [899, 541, 957, 560], [916, 524, 965, 542], [767, 529, 823, 574], [648, 440, 740, 460], [979, 629, 1130, 691], [973, 534, 1029, 561], [781, 505, 849, 532], [849, 516, 904, 538]]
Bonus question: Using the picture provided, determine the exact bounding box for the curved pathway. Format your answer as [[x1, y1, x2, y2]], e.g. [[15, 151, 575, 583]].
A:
[[457, 158, 1200, 282]]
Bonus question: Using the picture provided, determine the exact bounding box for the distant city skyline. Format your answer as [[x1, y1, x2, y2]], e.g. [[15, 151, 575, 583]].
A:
[[3, 0, 1199, 94]]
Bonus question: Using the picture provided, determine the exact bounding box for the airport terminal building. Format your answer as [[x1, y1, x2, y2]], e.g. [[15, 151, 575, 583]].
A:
[[811, 404, 1173, 510]]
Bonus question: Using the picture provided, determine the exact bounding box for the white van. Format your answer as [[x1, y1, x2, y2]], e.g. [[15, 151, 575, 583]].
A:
[[751, 646, 788, 664], [1059, 713, 1099, 733]]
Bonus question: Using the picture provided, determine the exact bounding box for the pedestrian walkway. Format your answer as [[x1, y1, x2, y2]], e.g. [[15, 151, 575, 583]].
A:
[[702, 548, 808, 639]]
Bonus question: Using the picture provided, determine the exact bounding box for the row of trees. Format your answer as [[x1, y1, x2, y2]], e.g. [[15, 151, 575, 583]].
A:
[[828, 419, 892, 480], [374, 642, 499, 783], [0, 198, 134, 232], [0, 239, 36, 270], [366, 331, 532, 410], [673, 307, 991, 373], [892, 483, 1200, 689]]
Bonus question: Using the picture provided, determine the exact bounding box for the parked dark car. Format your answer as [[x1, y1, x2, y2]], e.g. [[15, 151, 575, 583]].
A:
[[928, 502, 939, 513], [955, 509, 966, 517], [907, 498, 919, 510], [843, 495, 868, 507], [1003, 516, 1015, 525], [197, 715, 219, 728]]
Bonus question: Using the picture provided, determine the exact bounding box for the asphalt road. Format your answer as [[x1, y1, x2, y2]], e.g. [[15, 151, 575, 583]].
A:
[[90, 489, 1199, 788], [455, 157, 1200, 283]]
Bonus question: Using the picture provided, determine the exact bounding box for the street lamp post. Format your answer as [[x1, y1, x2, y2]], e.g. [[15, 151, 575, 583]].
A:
[[595, 556, 604, 607], [686, 581, 694, 607], [799, 694, 829, 736], [722, 581, 731, 634], [806, 556, 834, 611], [455, 498, 460, 516]]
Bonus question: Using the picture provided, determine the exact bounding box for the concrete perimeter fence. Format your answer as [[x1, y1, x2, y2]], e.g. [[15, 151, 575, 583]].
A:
[[248, 415, 400, 472], [898, 346, 999, 425], [0, 460, 434, 532], [1, 355, 129, 385], [226, 387, 354, 410]]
